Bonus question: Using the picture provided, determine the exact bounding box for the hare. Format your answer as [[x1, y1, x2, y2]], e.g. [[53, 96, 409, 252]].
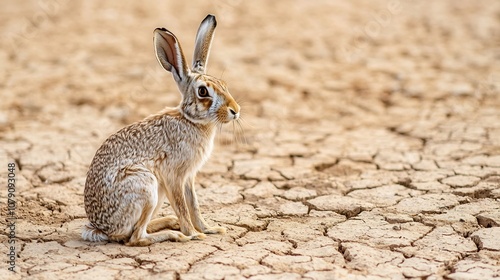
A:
[[82, 15, 240, 246]]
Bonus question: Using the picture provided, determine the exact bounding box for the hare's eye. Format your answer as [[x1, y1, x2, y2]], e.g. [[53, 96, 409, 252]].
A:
[[197, 86, 209, 98]]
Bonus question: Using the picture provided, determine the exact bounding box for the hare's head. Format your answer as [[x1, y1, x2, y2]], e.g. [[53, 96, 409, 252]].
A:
[[154, 15, 240, 125]]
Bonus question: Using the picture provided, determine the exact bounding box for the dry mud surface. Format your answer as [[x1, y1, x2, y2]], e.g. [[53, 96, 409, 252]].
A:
[[1, 0, 500, 279]]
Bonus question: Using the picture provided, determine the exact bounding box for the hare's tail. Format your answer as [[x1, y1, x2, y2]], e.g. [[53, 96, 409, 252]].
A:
[[82, 223, 109, 242]]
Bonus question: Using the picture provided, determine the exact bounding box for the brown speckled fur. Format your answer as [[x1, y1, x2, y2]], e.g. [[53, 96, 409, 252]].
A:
[[82, 15, 240, 246]]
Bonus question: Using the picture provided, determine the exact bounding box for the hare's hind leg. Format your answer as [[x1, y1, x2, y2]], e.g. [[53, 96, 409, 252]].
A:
[[147, 216, 180, 233], [110, 164, 188, 246], [126, 193, 188, 246], [185, 177, 226, 234], [146, 185, 180, 233], [127, 230, 189, 246]]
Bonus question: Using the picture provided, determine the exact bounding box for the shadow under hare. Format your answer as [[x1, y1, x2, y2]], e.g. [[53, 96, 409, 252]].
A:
[[82, 15, 240, 246]]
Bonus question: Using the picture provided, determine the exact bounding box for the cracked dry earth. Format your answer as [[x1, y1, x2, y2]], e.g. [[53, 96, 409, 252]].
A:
[[1, 0, 500, 279]]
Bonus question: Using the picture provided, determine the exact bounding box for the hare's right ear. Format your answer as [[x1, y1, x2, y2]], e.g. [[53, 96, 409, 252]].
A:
[[154, 28, 189, 83], [192, 15, 217, 74]]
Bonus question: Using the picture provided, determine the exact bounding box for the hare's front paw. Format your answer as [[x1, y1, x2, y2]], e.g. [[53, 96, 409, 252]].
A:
[[188, 232, 207, 240], [203, 226, 226, 235], [175, 231, 191, 242]]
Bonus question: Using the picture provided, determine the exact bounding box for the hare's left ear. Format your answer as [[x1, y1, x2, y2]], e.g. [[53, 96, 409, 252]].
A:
[[192, 14, 217, 74], [154, 28, 189, 83]]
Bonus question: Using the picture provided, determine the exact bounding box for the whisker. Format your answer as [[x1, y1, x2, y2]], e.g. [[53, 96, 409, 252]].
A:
[[215, 122, 224, 145], [233, 120, 240, 145], [238, 119, 248, 145], [218, 119, 224, 141], [235, 99, 249, 111], [212, 115, 224, 144], [234, 94, 247, 103], [220, 68, 226, 80], [230, 119, 246, 146], [238, 116, 254, 129], [231, 121, 236, 145]]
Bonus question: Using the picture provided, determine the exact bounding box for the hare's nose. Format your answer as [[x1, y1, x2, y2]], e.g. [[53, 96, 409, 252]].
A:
[[228, 107, 239, 119]]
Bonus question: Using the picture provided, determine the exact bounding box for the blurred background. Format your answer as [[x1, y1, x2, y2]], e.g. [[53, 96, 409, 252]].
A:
[[2, 0, 498, 134]]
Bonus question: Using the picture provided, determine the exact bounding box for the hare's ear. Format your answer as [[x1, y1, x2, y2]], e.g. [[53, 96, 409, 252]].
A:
[[192, 15, 217, 74], [154, 28, 189, 83]]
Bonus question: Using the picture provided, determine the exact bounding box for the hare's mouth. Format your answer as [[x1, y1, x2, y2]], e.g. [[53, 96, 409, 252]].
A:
[[225, 113, 239, 123], [230, 113, 240, 121], [221, 118, 236, 124]]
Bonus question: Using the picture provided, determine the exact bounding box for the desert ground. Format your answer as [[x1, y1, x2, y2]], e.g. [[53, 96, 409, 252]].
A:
[[1, 0, 499, 279]]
